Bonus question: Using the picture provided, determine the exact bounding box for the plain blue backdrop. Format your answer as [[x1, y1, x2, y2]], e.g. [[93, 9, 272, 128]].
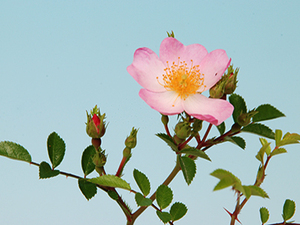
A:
[[1, 1, 300, 224]]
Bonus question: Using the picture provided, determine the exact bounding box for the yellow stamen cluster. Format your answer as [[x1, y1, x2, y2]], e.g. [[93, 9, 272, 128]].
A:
[[157, 57, 205, 102]]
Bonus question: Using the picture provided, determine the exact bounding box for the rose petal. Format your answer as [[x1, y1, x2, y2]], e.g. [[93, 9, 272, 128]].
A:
[[127, 47, 166, 92], [139, 89, 184, 115], [198, 49, 231, 91], [159, 37, 208, 68], [183, 94, 234, 125]]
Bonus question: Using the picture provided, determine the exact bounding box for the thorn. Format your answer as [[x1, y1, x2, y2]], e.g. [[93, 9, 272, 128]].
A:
[[224, 208, 242, 224]]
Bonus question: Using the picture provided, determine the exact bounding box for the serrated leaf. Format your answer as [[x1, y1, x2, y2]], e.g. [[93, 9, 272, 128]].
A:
[[108, 190, 119, 200], [81, 145, 96, 176], [47, 132, 66, 169], [270, 147, 287, 157], [156, 185, 173, 210], [260, 207, 269, 224], [156, 211, 172, 224], [216, 122, 225, 135], [277, 132, 300, 147], [0, 141, 31, 162], [282, 199, 296, 221], [156, 133, 178, 152], [225, 136, 246, 149], [243, 185, 269, 199], [39, 161, 60, 179], [170, 202, 188, 221], [242, 123, 275, 139], [259, 138, 271, 155], [252, 104, 285, 122], [178, 155, 196, 185], [229, 94, 247, 123], [133, 169, 151, 196], [210, 169, 244, 194], [256, 141, 271, 163], [89, 175, 131, 190], [135, 192, 152, 207], [180, 147, 211, 161], [78, 178, 97, 200]]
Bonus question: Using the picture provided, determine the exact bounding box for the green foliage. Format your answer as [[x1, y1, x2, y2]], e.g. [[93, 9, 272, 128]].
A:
[[241, 123, 275, 139], [225, 136, 246, 150], [282, 199, 296, 221], [133, 169, 151, 196], [81, 145, 96, 176], [47, 132, 66, 169], [156, 133, 178, 152], [178, 155, 196, 185], [276, 130, 300, 147], [39, 161, 60, 179], [156, 211, 172, 224], [252, 104, 285, 122], [256, 139, 271, 164], [156, 185, 173, 210], [108, 190, 119, 200], [135, 192, 152, 207], [89, 175, 131, 190], [170, 202, 188, 221], [210, 169, 244, 195], [270, 147, 287, 157], [180, 147, 211, 161], [78, 178, 97, 200], [0, 141, 31, 163], [243, 185, 269, 199], [229, 94, 247, 123], [259, 207, 269, 224], [216, 122, 225, 135]]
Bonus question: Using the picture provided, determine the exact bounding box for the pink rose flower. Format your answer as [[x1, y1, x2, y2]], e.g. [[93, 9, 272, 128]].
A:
[[127, 37, 234, 126]]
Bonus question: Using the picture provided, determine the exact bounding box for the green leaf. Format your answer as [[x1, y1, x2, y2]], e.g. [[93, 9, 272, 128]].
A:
[[0, 141, 31, 163], [210, 169, 244, 195], [170, 202, 188, 221], [277, 132, 300, 147], [156, 185, 173, 210], [135, 192, 152, 207], [81, 145, 96, 176], [156, 211, 172, 224], [89, 175, 131, 190], [216, 122, 225, 135], [282, 199, 296, 221], [156, 133, 178, 152], [256, 140, 271, 164], [225, 136, 246, 149], [78, 178, 97, 200], [178, 155, 196, 185], [39, 161, 60, 179], [275, 129, 283, 146], [259, 138, 271, 155], [270, 147, 287, 157], [229, 94, 247, 123], [242, 123, 275, 139], [133, 169, 151, 196], [243, 185, 269, 199], [252, 104, 285, 122], [180, 147, 211, 161], [260, 207, 269, 224], [47, 132, 66, 169], [107, 190, 119, 200]]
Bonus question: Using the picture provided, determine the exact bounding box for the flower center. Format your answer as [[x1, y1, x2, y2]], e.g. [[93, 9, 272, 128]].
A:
[[157, 57, 205, 101]]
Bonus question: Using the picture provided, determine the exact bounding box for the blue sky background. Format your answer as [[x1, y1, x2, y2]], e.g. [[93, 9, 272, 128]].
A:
[[1, 1, 300, 224]]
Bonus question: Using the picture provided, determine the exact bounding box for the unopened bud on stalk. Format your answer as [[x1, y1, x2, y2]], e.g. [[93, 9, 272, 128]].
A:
[[174, 121, 191, 140], [125, 127, 138, 149], [237, 109, 258, 126], [86, 105, 106, 139]]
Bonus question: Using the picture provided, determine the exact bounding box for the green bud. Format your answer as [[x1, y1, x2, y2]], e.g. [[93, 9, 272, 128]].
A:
[[125, 127, 138, 149], [174, 121, 191, 140], [237, 109, 259, 126], [209, 79, 226, 99], [86, 105, 106, 138], [192, 119, 203, 135], [224, 65, 239, 94], [95, 166, 104, 176], [161, 114, 169, 126], [173, 135, 185, 145], [93, 151, 107, 167]]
